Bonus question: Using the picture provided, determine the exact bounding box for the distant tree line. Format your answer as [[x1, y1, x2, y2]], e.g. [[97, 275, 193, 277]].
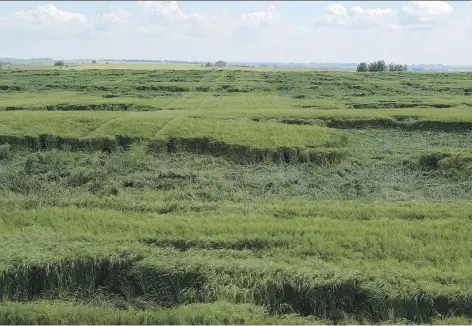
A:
[[201, 60, 227, 68], [357, 60, 408, 72]]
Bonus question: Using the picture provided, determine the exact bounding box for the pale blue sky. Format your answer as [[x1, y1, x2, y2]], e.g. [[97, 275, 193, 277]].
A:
[[1, 1, 471, 64]]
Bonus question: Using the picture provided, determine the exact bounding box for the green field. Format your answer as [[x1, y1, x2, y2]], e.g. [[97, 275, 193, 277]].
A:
[[1, 67, 472, 324]]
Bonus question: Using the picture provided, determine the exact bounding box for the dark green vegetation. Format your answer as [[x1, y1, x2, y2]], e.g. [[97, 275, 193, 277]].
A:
[[1, 67, 472, 324], [356, 60, 408, 72]]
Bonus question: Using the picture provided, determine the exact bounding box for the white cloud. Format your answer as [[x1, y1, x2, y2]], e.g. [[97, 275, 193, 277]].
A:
[[138, 1, 183, 19], [351, 7, 396, 17], [0, 1, 471, 65], [240, 5, 278, 28], [136, 0, 232, 38], [323, 3, 349, 26], [136, 0, 185, 35], [186, 11, 234, 38], [402, 1, 453, 22], [100, 7, 132, 24], [321, 3, 397, 29], [351, 6, 397, 29], [87, 8, 133, 39], [1, 1, 233, 40], [320, 1, 453, 30], [13, 4, 88, 26], [136, 2, 233, 39], [101, 13, 122, 23]]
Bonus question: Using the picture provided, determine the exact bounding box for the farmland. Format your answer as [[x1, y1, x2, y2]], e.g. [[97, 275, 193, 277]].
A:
[[1, 66, 472, 324]]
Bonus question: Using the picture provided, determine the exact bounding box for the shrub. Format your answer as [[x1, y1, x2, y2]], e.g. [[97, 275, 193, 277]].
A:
[[67, 167, 94, 187], [24, 152, 64, 175]]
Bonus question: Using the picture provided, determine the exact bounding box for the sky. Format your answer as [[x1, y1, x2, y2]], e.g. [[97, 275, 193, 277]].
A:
[[0, 1, 471, 64]]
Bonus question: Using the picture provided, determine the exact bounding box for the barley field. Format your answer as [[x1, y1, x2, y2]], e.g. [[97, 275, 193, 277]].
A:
[[1, 66, 472, 324]]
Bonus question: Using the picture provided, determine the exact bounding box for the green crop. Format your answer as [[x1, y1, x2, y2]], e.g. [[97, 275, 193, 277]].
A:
[[1, 67, 472, 324]]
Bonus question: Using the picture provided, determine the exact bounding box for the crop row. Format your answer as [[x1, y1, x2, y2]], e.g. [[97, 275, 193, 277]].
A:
[[1, 205, 472, 324], [0, 112, 346, 164], [2, 69, 472, 98], [2, 205, 471, 265], [0, 300, 322, 325], [2, 91, 471, 112], [2, 299, 470, 325], [0, 112, 344, 147]]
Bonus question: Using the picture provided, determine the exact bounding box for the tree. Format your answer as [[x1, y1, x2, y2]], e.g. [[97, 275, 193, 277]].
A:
[[92, 60, 97, 64], [53, 60, 64, 67], [215, 60, 226, 68], [358, 60, 408, 73], [375, 60, 386, 72], [388, 63, 408, 72], [356, 62, 368, 72], [366, 60, 386, 72], [205, 62, 212, 67]]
